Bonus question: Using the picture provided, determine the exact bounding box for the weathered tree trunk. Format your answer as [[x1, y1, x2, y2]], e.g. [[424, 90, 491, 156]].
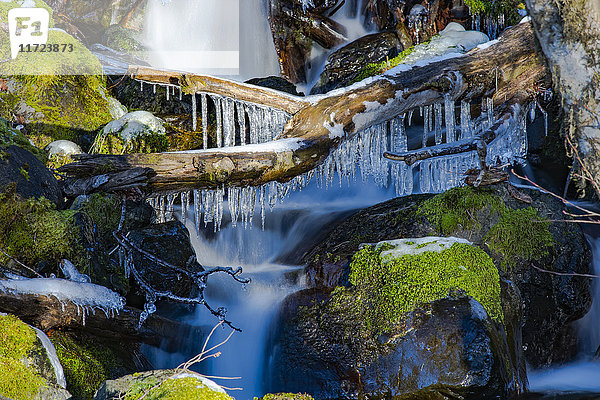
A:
[[60, 22, 548, 195], [525, 0, 600, 196]]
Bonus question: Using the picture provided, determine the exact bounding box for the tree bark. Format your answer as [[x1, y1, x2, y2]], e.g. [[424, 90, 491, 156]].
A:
[[525, 0, 600, 196], [60, 22, 548, 195]]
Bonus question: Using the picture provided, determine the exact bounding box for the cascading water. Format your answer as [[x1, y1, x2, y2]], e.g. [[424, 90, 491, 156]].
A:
[[144, 0, 279, 80], [142, 179, 398, 398]]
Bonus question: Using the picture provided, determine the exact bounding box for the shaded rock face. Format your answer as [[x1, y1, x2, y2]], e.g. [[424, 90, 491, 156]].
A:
[[301, 184, 592, 368], [0, 145, 62, 207], [310, 32, 402, 95], [127, 221, 202, 298], [246, 76, 303, 96], [265, 290, 520, 399]]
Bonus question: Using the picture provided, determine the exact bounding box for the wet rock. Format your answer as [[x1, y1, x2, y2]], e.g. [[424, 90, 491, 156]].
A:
[[0, 145, 63, 207], [103, 24, 146, 53], [246, 76, 303, 96], [303, 184, 592, 368], [95, 369, 233, 400], [127, 221, 203, 298], [310, 32, 402, 94], [265, 289, 520, 399]]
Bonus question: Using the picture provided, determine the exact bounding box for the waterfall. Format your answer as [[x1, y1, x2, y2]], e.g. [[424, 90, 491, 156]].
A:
[[144, 0, 279, 80]]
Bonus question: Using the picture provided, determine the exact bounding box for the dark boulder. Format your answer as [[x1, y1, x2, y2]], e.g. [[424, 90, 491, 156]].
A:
[[127, 221, 202, 298], [265, 289, 522, 399], [302, 184, 592, 368], [310, 32, 403, 94], [0, 145, 62, 207], [245, 76, 303, 96]]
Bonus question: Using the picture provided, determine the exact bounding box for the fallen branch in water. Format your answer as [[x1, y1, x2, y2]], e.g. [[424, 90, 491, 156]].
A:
[[531, 263, 600, 280]]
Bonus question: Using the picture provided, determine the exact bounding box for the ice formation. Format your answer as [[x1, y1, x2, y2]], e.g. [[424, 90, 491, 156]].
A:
[[376, 236, 473, 261], [59, 259, 91, 283], [146, 96, 530, 233], [0, 278, 124, 324]]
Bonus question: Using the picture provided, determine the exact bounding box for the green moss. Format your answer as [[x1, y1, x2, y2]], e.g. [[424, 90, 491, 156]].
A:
[[79, 193, 122, 236], [0, 117, 46, 161], [19, 166, 29, 180], [343, 241, 503, 333], [50, 331, 127, 400], [0, 29, 113, 148], [485, 207, 554, 268], [0, 314, 46, 400], [419, 186, 555, 270], [418, 186, 504, 235], [124, 375, 234, 400], [352, 45, 416, 83], [257, 394, 314, 400], [0, 188, 84, 269], [0, 0, 54, 28]]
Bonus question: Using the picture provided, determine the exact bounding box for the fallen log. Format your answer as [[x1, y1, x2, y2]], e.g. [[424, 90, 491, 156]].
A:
[[0, 290, 203, 348], [60, 22, 548, 195], [129, 65, 308, 115]]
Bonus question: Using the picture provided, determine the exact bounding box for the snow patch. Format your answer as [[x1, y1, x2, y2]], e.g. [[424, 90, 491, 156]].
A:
[[172, 372, 226, 394], [375, 236, 473, 263]]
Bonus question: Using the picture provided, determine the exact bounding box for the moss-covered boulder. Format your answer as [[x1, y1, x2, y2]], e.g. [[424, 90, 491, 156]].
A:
[[94, 369, 234, 400], [0, 313, 70, 400], [266, 238, 520, 399], [50, 330, 144, 400], [0, 188, 85, 274], [92, 111, 167, 154], [0, 3, 124, 150], [302, 184, 591, 368]]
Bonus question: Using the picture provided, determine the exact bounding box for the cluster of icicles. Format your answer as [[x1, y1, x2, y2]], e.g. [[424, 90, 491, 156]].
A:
[[137, 79, 291, 148], [145, 93, 535, 232], [472, 13, 506, 40]]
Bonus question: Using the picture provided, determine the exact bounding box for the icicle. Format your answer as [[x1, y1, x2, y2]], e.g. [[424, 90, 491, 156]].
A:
[[422, 105, 430, 147], [140, 80, 143, 91], [222, 98, 235, 147], [191, 94, 197, 132], [408, 109, 414, 126], [487, 97, 494, 128], [419, 160, 431, 193], [165, 194, 176, 221], [179, 87, 182, 101], [460, 100, 472, 139], [444, 95, 455, 143], [193, 190, 201, 234], [248, 105, 259, 144], [434, 103, 443, 145], [529, 101, 536, 122], [237, 102, 247, 145], [213, 95, 223, 147], [180, 191, 187, 224], [259, 185, 266, 230], [201, 93, 208, 149], [228, 187, 240, 227], [214, 187, 224, 232], [166, 85, 170, 100], [203, 190, 213, 226], [153, 84, 156, 94]]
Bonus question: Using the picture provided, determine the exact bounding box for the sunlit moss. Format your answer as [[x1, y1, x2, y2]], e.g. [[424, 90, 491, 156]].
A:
[[0, 314, 46, 400], [341, 241, 503, 334], [257, 394, 314, 400], [124, 375, 234, 400], [0, 187, 84, 269]]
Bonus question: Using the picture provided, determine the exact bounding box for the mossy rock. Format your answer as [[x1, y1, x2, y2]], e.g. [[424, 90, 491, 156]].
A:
[[50, 330, 139, 400], [95, 369, 234, 400], [0, 187, 86, 272], [0, 0, 54, 28], [92, 111, 168, 154], [0, 314, 70, 400], [0, 20, 120, 149]]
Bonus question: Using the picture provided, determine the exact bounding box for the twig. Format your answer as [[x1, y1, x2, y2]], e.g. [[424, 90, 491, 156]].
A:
[[0, 248, 43, 278], [531, 263, 600, 279]]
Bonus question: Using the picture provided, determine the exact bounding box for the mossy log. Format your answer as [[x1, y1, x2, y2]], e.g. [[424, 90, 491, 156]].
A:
[[0, 290, 201, 347], [60, 22, 548, 195]]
